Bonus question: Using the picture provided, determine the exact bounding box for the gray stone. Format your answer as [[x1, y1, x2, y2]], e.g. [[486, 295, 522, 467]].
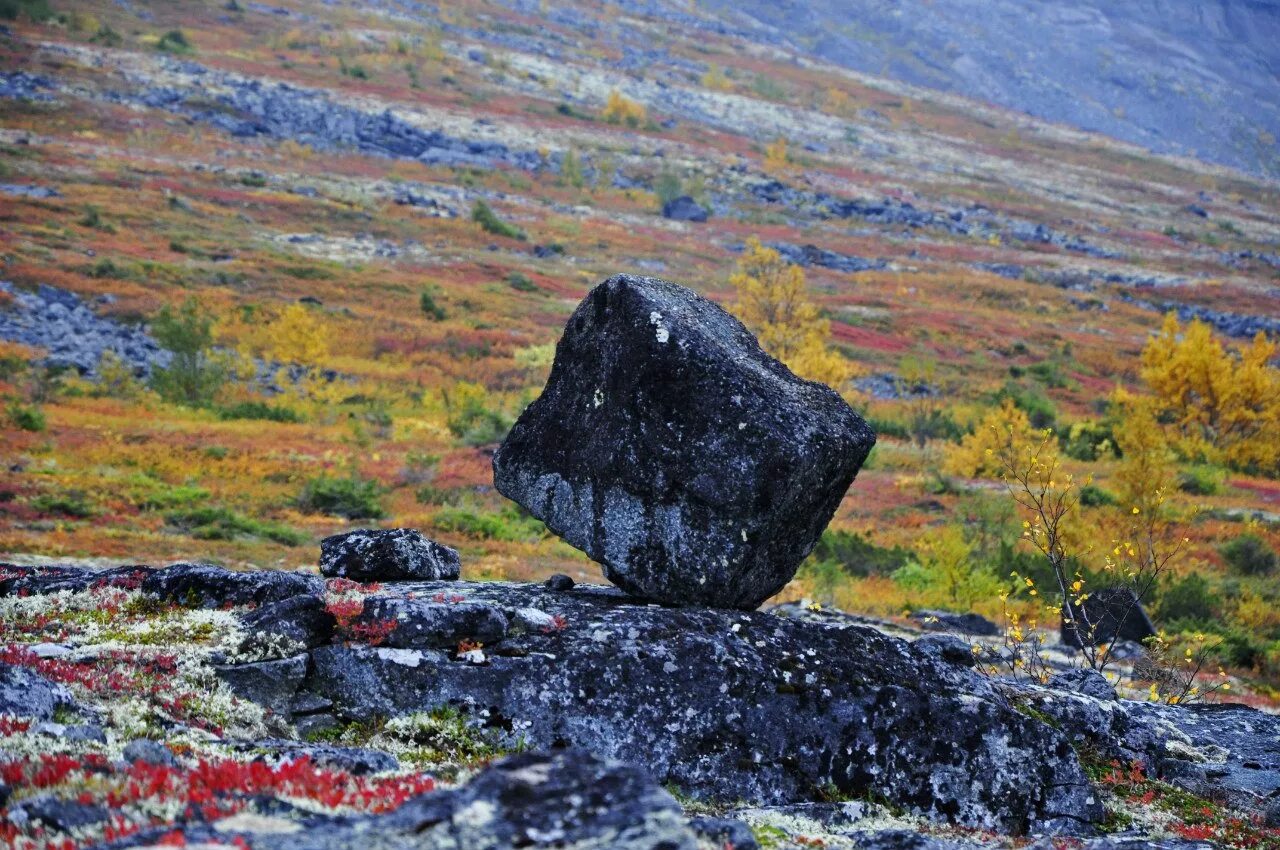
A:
[[0, 663, 75, 720], [493, 275, 875, 609], [319, 528, 460, 582]]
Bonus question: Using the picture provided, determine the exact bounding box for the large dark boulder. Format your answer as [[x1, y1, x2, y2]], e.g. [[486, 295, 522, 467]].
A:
[[319, 528, 460, 582], [492, 275, 875, 609], [661, 195, 709, 222], [1061, 585, 1156, 648], [142, 563, 323, 608], [303, 579, 1099, 834]]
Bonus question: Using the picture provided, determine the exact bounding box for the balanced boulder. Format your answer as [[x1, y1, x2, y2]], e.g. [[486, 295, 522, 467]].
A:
[[493, 275, 875, 609], [319, 528, 460, 582]]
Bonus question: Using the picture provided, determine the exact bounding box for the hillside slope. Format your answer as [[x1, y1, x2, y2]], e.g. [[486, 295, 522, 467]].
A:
[[698, 0, 1280, 178]]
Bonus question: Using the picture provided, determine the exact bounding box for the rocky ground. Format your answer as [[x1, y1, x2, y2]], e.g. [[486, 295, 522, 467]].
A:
[[2, 554, 1278, 849]]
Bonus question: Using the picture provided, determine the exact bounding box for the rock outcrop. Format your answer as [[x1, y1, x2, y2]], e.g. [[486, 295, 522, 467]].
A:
[[1061, 585, 1156, 648], [661, 195, 709, 222], [296, 578, 1097, 834], [493, 274, 875, 609], [319, 528, 461, 582]]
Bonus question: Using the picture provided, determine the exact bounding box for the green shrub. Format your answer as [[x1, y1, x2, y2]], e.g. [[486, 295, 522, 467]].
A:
[[653, 169, 683, 206], [996, 381, 1056, 429], [165, 506, 306, 546], [217, 401, 305, 423], [1061, 420, 1114, 461], [149, 298, 227, 407], [6, 402, 46, 432], [1221, 534, 1277, 576], [419, 289, 446, 321], [1156, 572, 1218, 624], [1078, 483, 1118, 507], [1177, 465, 1226, 496], [156, 29, 193, 54], [808, 529, 910, 578], [506, 271, 538, 293], [431, 505, 547, 542], [443, 383, 512, 446], [90, 23, 122, 46], [0, 0, 54, 22], [30, 491, 95, 518], [864, 416, 909, 441], [471, 200, 525, 241], [127, 477, 209, 511], [297, 474, 385, 519]]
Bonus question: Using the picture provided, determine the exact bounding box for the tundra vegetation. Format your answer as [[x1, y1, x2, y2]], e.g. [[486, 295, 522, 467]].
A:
[[0, 0, 1278, 737]]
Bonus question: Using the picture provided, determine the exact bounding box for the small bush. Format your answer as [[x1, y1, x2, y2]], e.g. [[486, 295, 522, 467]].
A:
[[156, 29, 193, 54], [166, 506, 306, 546], [1061, 420, 1114, 461], [1177, 465, 1226, 496], [471, 200, 525, 241], [6, 402, 45, 432], [217, 401, 305, 423], [432, 505, 547, 542], [297, 475, 385, 519], [0, 0, 54, 22], [30, 491, 95, 518], [149, 298, 227, 408], [1078, 483, 1118, 507], [443, 382, 511, 446], [1156, 572, 1218, 625], [419, 290, 446, 321], [506, 271, 538, 293], [808, 529, 910, 578], [996, 381, 1056, 429], [1221, 534, 1278, 576]]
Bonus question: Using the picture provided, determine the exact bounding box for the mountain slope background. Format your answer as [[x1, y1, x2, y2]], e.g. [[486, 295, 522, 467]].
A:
[[699, 0, 1280, 178]]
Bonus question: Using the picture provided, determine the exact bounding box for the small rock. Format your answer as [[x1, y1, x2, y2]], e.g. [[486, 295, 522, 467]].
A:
[[319, 528, 461, 582], [544, 573, 575, 591], [913, 609, 1000, 637], [236, 594, 335, 658], [357, 596, 507, 648], [0, 663, 76, 720], [1061, 586, 1156, 648], [123, 739, 178, 767], [1048, 669, 1118, 701], [214, 654, 308, 718], [493, 275, 875, 609], [10, 795, 108, 831], [913, 634, 977, 667], [661, 195, 709, 222], [143, 563, 323, 608]]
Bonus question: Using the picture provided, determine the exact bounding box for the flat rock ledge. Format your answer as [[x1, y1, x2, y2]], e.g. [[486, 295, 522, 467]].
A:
[[9, 563, 1279, 848]]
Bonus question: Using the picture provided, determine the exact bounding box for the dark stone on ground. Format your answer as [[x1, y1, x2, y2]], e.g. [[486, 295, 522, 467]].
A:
[[1009, 683, 1280, 817], [142, 563, 323, 608], [544, 573, 575, 591], [1061, 585, 1156, 648], [913, 609, 1000, 637], [493, 275, 876, 609], [0, 563, 154, 597], [214, 653, 309, 719], [319, 528, 460, 582], [1048, 668, 1117, 701], [122, 738, 178, 768], [354, 595, 508, 648], [0, 663, 76, 720], [302, 578, 1098, 833], [769, 241, 888, 274], [236, 594, 336, 658], [690, 817, 759, 850], [913, 634, 977, 667], [660, 195, 709, 222], [9, 795, 108, 831]]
